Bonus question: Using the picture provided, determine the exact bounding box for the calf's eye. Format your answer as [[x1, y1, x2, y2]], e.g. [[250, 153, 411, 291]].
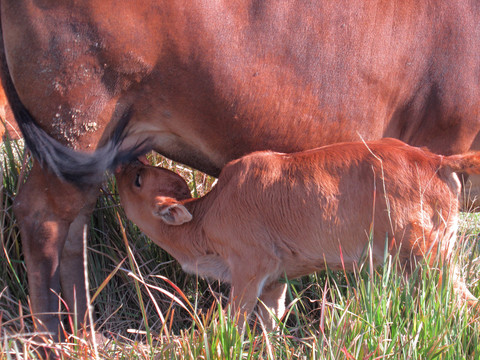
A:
[[134, 172, 142, 188]]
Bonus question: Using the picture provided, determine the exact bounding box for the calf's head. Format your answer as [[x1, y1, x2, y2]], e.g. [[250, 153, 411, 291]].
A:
[[116, 164, 193, 227]]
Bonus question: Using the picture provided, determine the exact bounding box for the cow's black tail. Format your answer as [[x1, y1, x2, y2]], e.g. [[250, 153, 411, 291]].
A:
[[0, 43, 149, 186], [14, 104, 149, 185]]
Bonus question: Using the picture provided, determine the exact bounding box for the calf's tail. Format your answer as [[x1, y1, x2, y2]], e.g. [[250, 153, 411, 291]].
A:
[[444, 153, 480, 174]]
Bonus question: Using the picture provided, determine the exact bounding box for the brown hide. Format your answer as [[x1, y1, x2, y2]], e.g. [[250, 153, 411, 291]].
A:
[[117, 139, 478, 329], [2, 1, 480, 337]]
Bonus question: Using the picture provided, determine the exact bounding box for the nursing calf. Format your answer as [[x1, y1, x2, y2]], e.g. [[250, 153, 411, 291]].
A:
[[116, 139, 478, 329]]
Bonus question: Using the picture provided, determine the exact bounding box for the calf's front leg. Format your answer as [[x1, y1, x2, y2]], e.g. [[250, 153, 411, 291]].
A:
[[228, 272, 263, 328], [228, 255, 279, 331], [257, 282, 287, 331]]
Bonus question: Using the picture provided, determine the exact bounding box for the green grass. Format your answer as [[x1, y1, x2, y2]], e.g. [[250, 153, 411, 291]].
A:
[[0, 138, 479, 359]]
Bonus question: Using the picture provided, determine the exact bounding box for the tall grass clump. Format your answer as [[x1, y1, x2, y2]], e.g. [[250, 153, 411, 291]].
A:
[[0, 138, 479, 359]]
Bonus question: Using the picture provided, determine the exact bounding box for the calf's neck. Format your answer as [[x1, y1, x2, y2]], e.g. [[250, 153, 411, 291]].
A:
[[116, 138, 479, 329]]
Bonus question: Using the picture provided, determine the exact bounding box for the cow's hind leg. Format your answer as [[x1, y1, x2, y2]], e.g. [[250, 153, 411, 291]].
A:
[[60, 212, 96, 333], [13, 163, 99, 339]]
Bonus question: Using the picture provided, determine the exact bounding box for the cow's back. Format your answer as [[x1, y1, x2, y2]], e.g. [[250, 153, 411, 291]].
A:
[[2, 1, 480, 177]]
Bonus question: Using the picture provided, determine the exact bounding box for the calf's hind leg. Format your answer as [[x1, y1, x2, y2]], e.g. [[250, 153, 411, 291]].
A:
[[13, 163, 99, 339]]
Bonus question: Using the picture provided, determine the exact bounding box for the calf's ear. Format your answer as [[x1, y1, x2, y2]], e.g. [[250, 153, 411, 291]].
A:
[[153, 203, 193, 225]]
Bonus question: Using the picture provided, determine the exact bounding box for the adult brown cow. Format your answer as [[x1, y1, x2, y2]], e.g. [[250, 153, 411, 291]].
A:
[[1, 0, 480, 339]]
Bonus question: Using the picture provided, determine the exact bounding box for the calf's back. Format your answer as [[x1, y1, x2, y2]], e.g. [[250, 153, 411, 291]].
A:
[[202, 138, 460, 278]]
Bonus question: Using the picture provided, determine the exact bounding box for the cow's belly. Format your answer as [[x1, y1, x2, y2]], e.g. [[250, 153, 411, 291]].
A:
[[121, 120, 228, 177]]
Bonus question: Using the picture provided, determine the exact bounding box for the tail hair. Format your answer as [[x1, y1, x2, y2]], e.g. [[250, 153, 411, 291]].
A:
[[444, 152, 480, 175]]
